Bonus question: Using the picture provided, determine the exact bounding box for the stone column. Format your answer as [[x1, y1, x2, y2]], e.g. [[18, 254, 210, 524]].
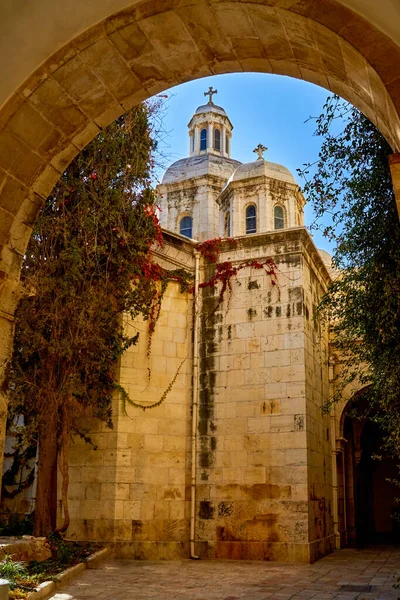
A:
[[189, 131, 194, 157], [193, 125, 200, 154], [226, 133, 231, 158], [0, 278, 18, 500], [389, 153, 400, 217], [0, 211, 33, 499], [0, 313, 13, 462], [332, 436, 346, 549], [207, 122, 213, 152]]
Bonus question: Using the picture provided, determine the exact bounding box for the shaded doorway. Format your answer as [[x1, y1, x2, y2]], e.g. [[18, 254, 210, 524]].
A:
[[338, 413, 400, 547]]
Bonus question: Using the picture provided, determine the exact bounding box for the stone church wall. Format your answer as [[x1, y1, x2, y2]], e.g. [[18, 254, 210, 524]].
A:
[[65, 229, 334, 562], [195, 228, 333, 562], [65, 235, 195, 557]]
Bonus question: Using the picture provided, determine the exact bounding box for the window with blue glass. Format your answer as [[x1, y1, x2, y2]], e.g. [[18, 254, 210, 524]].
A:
[[200, 128, 207, 151], [180, 216, 193, 238], [245, 205, 257, 234], [274, 205, 285, 230]]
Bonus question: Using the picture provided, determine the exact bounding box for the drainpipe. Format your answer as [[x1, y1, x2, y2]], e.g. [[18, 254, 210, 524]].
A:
[[331, 414, 340, 549], [190, 251, 201, 559], [329, 358, 341, 550]]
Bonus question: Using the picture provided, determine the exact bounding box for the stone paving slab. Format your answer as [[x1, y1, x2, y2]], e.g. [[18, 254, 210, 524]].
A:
[[49, 548, 400, 600]]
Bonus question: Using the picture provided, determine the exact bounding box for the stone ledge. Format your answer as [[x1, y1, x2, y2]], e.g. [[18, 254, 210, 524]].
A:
[[26, 580, 56, 600], [25, 547, 110, 600]]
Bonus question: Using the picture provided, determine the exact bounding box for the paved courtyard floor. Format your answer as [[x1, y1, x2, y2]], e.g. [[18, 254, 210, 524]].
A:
[[50, 547, 400, 600]]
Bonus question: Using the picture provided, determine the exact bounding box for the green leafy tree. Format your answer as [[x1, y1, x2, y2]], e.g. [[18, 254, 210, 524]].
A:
[[5, 102, 164, 536], [300, 95, 400, 455]]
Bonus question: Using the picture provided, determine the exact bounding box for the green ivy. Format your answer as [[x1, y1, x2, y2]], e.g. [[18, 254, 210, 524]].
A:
[[299, 95, 400, 457], [5, 101, 167, 534]]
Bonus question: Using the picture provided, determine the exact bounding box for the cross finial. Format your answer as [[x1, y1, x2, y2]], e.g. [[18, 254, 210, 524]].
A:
[[253, 143, 268, 160], [204, 86, 218, 104]]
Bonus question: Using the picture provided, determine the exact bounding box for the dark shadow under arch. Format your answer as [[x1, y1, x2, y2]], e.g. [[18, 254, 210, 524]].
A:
[[338, 395, 400, 547]]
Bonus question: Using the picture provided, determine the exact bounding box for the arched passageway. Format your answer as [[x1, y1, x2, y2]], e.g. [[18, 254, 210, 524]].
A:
[[336, 407, 400, 548], [1, 0, 400, 474]]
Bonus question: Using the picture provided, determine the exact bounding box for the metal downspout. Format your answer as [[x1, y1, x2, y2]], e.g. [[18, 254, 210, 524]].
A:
[[190, 250, 200, 559], [331, 413, 340, 549]]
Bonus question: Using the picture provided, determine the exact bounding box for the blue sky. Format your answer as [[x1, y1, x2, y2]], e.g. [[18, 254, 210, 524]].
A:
[[155, 73, 334, 254]]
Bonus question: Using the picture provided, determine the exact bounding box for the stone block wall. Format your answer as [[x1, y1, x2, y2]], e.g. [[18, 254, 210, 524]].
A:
[[195, 229, 333, 562], [66, 235, 195, 557], [66, 228, 334, 562]]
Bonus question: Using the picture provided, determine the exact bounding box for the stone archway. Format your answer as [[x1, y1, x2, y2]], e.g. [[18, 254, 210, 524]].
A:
[[1, 0, 400, 466]]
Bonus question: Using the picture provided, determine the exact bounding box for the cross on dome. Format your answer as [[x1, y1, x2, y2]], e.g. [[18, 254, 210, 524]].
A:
[[204, 86, 218, 104], [253, 143, 268, 160]]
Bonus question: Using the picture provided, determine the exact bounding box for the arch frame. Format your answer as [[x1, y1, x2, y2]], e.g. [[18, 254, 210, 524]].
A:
[[178, 213, 193, 239]]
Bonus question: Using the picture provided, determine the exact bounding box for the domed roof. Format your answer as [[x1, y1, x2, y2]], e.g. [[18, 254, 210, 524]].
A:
[[229, 159, 296, 185], [318, 249, 339, 278], [318, 249, 333, 267], [161, 154, 241, 185], [194, 103, 228, 117]]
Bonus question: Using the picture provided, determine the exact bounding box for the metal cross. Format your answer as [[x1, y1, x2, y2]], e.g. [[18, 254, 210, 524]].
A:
[[204, 86, 218, 104], [253, 143, 268, 160]]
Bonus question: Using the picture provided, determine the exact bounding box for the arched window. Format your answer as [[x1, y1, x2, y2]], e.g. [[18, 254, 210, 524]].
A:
[[246, 205, 257, 234], [225, 212, 231, 237], [200, 128, 207, 151], [274, 205, 285, 230], [214, 128, 221, 151], [180, 216, 193, 238], [225, 134, 229, 155]]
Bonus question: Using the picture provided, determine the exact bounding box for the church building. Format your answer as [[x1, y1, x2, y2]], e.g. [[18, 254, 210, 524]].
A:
[[4, 89, 398, 563]]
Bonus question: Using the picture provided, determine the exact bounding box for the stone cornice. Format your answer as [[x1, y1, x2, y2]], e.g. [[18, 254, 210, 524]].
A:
[[217, 228, 331, 287], [218, 175, 299, 202], [160, 228, 198, 249], [155, 227, 331, 286], [188, 111, 233, 131], [152, 229, 197, 271], [157, 174, 229, 193]]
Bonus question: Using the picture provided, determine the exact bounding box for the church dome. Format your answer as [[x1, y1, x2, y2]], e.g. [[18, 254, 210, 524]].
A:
[[194, 103, 228, 117], [161, 154, 241, 185], [230, 159, 296, 185], [318, 249, 339, 278]]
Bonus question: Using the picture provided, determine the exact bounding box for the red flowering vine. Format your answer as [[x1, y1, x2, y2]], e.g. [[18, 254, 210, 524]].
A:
[[196, 237, 237, 262], [194, 238, 278, 314]]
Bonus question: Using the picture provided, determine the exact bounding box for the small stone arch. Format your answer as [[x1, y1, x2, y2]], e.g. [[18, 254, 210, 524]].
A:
[[178, 212, 193, 238], [337, 384, 371, 439]]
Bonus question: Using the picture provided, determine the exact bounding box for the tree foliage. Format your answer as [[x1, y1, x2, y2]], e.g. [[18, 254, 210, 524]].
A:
[[299, 95, 400, 456], [5, 102, 165, 535]]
